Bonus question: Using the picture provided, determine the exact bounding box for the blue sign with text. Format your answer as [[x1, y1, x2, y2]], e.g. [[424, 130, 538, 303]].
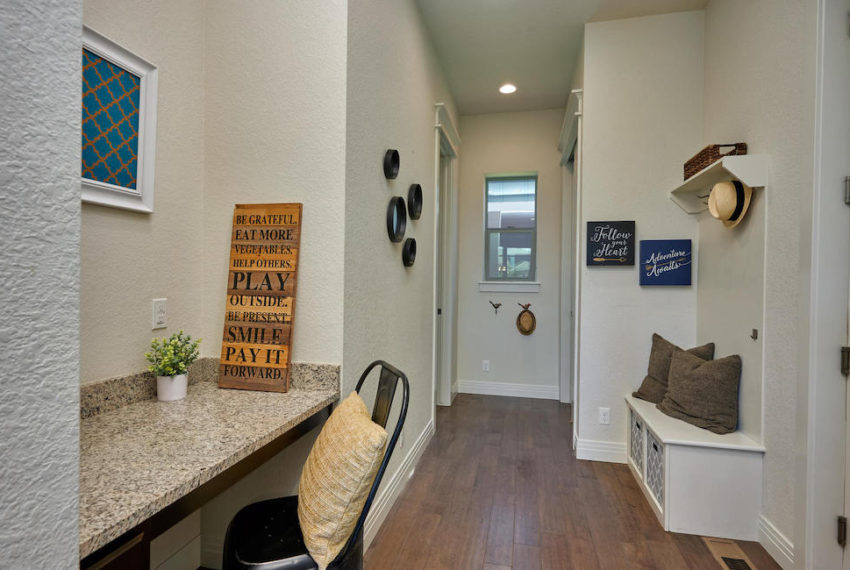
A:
[[639, 240, 692, 286]]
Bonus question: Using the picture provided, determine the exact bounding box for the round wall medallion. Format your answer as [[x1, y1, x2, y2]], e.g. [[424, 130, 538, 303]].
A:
[[402, 238, 417, 267], [516, 304, 536, 335], [383, 149, 400, 179], [386, 196, 407, 242], [407, 183, 423, 220]]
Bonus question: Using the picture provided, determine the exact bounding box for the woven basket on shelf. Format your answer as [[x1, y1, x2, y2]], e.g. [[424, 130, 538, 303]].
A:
[[683, 143, 747, 180]]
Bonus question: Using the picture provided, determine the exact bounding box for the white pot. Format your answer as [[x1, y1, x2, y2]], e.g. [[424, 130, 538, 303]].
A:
[[156, 374, 188, 401]]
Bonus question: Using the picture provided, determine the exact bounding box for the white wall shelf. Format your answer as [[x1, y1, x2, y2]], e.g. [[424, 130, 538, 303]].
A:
[[670, 154, 769, 214]]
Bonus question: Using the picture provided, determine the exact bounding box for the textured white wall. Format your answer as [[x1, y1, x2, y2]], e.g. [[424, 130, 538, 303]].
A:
[[345, 0, 456, 510], [578, 12, 703, 450], [703, 0, 817, 555], [81, 0, 208, 384], [201, 0, 347, 366], [0, 0, 81, 566], [456, 109, 565, 392]]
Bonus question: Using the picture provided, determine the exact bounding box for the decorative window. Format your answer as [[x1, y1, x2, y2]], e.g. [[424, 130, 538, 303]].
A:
[[484, 174, 537, 281], [81, 27, 158, 213]]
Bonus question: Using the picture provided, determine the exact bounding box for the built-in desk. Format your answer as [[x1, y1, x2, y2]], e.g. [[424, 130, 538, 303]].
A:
[[79, 367, 338, 568]]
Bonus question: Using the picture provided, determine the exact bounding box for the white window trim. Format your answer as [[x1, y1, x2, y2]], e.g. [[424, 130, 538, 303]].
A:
[[478, 281, 541, 293], [82, 27, 158, 213]]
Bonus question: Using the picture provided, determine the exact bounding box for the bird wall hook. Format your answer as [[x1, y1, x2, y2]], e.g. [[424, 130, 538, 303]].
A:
[[489, 300, 502, 315]]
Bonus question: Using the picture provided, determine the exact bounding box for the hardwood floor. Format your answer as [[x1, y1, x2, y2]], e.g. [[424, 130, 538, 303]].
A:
[[365, 394, 781, 570]]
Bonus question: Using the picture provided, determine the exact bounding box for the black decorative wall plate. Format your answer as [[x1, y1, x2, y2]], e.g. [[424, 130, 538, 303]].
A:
[[407, 183, 422, 220], [387, 196, 407, 242], [402, 238, 417, 267], [383, 149, 400, 179]]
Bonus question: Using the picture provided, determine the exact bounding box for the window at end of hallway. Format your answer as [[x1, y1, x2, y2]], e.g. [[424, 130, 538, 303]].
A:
[[484, 174, 537, 281]]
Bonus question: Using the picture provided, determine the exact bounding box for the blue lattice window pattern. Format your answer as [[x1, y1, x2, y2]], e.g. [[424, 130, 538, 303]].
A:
[[82, 48, 141, 190]]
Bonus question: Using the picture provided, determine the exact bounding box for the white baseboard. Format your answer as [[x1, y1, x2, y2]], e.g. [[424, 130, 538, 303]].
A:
[[758, 515, 794, 569], [457, 379, 559, 400], [363, 418, 435, 548], [575, 437, 627, 464]]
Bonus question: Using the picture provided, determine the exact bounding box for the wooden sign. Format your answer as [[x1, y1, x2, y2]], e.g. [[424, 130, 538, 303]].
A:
[[219, 203, 301, 392], [586, 221, 635, 266], [639, 239, 692, 286]]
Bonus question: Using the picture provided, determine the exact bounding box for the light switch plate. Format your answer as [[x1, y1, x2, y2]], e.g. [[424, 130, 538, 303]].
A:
[[152, 298, 167, 330]]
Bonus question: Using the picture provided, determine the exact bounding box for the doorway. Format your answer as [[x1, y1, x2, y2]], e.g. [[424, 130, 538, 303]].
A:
[[804, 1, 850, 567], [434, 104, 459, 407]]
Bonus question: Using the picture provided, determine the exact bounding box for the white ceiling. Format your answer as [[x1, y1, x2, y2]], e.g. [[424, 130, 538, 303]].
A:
[[416, 0, 708, 116]]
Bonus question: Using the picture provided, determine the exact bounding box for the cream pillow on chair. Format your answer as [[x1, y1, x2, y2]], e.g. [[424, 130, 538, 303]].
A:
[[297, 392, 388, 569]]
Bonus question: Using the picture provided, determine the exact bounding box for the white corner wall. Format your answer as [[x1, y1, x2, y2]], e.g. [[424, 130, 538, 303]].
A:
[[696, 195, 764, 441], [577, 11, 704, 460], [456, 109, 565, 399], [81, 0, 208, 383], [201, 0, 347, 366], [344, 0, 457, 543], [702, 1, 817, 565], [81, 0, 348, 384], [199, 2, 348, 566], [0, 0, 81, 566]]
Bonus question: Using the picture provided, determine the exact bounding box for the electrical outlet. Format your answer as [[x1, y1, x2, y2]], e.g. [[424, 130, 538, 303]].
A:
[[598, 407, 611, 425], [482, 360, 490, 372], [152, 298, 167, 330]]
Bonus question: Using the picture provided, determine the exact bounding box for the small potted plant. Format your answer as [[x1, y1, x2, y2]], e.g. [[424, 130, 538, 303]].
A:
[[145, 330, 201, 401]]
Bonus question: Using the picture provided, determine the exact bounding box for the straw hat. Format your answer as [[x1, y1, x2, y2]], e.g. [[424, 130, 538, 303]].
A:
[[708, 180, 752, 228]]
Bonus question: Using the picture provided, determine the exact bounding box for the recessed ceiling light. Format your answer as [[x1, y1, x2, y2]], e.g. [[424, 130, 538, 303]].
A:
[[499, 83, 517, 94]]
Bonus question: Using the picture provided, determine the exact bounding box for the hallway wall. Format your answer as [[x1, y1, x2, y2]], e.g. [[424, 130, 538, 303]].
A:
[[701, 0, 817, 564], [345, 0, 457, 545], [456, 109, 565, 399], [577, 11, 703, 460]]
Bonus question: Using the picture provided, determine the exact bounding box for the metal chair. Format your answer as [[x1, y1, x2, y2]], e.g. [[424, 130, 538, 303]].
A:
[[222, 360, 410, 570]]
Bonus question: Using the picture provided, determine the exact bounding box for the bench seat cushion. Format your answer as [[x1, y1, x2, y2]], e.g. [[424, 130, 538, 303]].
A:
[[633, 333, 715, 403], [657, 350, 741, 434]]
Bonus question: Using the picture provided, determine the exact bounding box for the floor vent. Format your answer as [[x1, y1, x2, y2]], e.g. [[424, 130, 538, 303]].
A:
[[721, 557, 753, 570], [702, 536, 757, 570]]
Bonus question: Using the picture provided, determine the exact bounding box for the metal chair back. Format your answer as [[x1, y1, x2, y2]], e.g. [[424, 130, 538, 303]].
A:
[[333, 360, 409, 565]]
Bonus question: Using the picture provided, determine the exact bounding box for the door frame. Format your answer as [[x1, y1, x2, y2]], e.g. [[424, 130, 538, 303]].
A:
[[798, 1, 850, 567], [558, 90, 583, 427], [433, 103, 460, 407]]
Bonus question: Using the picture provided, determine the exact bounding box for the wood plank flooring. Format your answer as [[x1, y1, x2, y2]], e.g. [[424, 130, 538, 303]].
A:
[[365, 394, 781, 570]]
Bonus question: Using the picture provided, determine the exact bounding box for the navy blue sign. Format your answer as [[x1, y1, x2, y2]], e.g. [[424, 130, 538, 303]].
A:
[[586, 221, 635, 266], [640, 240, 692, 286]]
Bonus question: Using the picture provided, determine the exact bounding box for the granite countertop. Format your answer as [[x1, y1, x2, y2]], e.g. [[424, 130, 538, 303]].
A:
[[79, 372, 338, 559]]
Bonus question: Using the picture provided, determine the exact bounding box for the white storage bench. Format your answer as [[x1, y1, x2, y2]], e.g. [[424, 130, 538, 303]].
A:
[[625, 394, 765, 540]]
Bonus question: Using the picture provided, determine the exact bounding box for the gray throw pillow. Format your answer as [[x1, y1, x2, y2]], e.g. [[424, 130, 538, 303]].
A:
[[632, 333, 715, 403], [657, 350, 741, 434]]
